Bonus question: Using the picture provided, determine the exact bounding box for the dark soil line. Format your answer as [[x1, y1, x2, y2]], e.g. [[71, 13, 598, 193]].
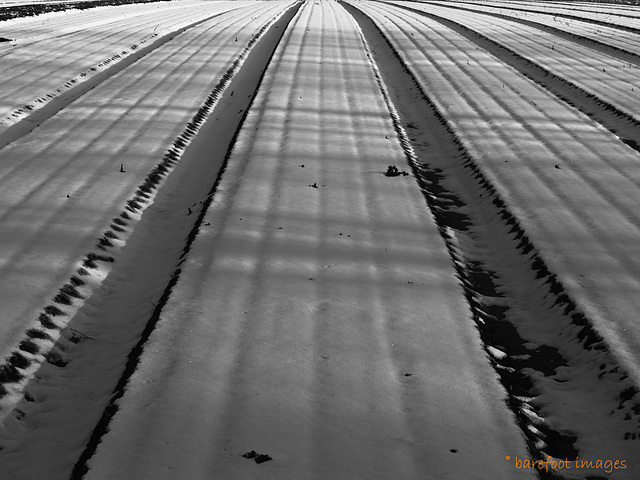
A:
[[393, 2, 640, 155], [344, 2, 640, 477], [0, 0, 169, 22], [68, 3, 303, 478]]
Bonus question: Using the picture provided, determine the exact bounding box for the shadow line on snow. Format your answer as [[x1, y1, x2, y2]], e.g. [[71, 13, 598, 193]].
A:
[[66, 3, 304, 478], [0, 6, 241, 149], [0, 0, 301, 452], [392, 1, 640, 155], [344, 2, 640, 478]]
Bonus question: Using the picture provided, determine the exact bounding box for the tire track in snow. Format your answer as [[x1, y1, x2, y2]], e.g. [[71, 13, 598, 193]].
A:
[[345, 1, 640, 476], [390, 2, 640, 153], [0, 3, 301, 479]]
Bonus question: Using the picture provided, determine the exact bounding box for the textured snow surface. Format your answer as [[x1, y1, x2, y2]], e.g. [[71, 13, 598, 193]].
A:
[[0, 0, 639, 479]]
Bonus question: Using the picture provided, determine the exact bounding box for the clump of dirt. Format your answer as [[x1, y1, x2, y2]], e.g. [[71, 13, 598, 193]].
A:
[[384, 165, 408, 176], [242, 450, 272, 464]]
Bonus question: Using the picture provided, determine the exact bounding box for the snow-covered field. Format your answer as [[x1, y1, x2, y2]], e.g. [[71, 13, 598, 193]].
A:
[[0, 0, 639, 478]]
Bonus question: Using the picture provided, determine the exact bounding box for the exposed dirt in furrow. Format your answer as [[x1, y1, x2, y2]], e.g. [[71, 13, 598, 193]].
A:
[[0, 0, 166, 22], [0, 4, 302, 478], [344, 1, 640, 477], [391, 2, 640, 154], [414, 0, 640, 65]]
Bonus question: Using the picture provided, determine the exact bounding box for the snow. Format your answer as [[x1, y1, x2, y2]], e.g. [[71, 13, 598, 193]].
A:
[[0, 0, 639, 479], [0, 0, 291, 364], [0, 1, 256, 130], [357, 0, 640, 384], [433, 0, 640, 27], [393, 1, 640, 121], [80, 0, 532, 478], [447, 1, 640, 47], [353, 1, 640, 475]]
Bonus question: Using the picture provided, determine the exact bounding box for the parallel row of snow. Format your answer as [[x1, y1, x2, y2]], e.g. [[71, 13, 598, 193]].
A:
[[0, 0, 256, 127], [71, 1, 535, 479], [0, 0, 293, 409], [352, 0, 640, 477], [442, 0, 640, 27], [396, 1, 640, 157], [419, 0, 640, 55], [0, 0, 101, 5], [1, 0, 640, 479], [0, 2, 301, 478], [393, 0, 640, 122]]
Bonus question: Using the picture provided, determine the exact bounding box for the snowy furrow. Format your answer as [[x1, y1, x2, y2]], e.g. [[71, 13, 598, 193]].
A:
[[363, 0, 640, 398], [388, 3, 640, 152], [0, 0, 222, 42], [352, 1, 640, 476], [484, 0, 640, 18], [0, 0, 173, 22], [442, 0, 640, 23], [0, 1, 253, 128], [390, 1, 640, 126], [432, 0, 640, 29], [0, 4, 299, 477], [0, 1, 293, 397], [492, 0, 640, 17], [403, 0, 640, 59], [0, 0, 82, 4], [484, 0, 640, 20], [75, 1, 534, 479]]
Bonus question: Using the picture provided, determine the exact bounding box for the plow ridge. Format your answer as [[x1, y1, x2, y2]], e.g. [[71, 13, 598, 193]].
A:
[[0, 3, 303, 477], [428, 0, 640, 35], [393, 2, 640, 153], [414, 0, 640, 65], [70, 4, 302, 475], [0, 3, 297, 420], [1, 1, 639, 477], [0, 8, 239, 148], [346, 0, 640, 472], [0, 0, 169, 22]]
